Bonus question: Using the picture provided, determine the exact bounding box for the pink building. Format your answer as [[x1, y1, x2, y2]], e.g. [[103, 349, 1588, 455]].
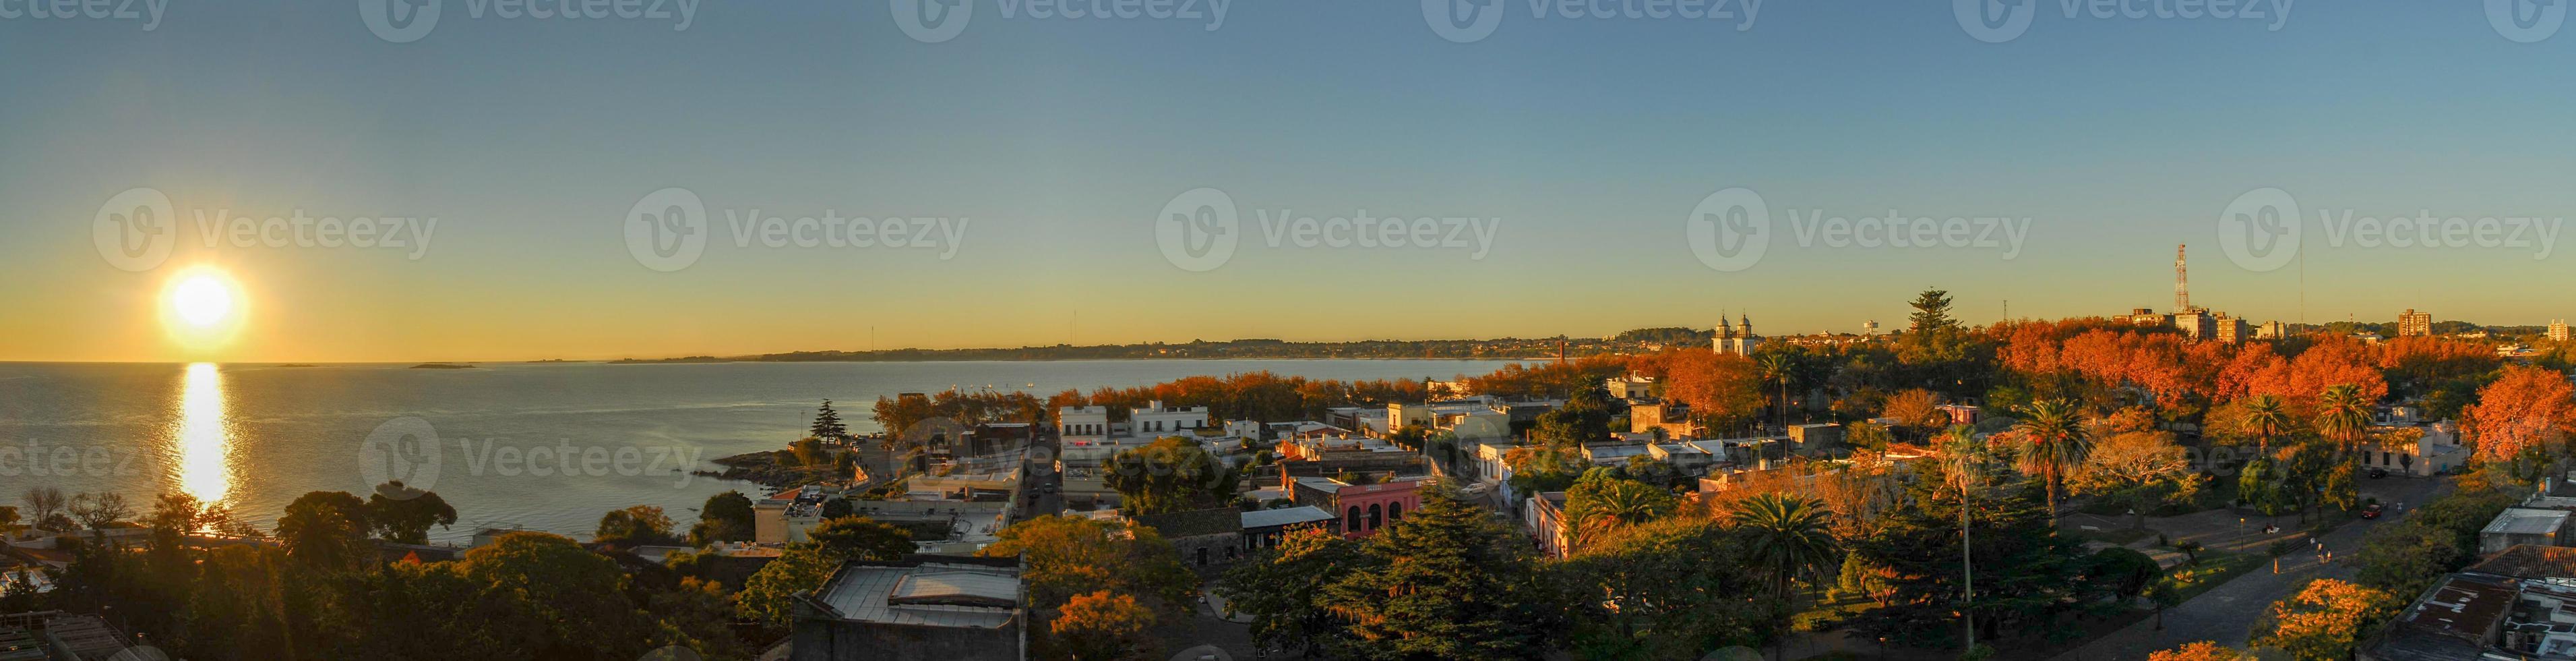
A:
[[1288, 475, 1426, 538]]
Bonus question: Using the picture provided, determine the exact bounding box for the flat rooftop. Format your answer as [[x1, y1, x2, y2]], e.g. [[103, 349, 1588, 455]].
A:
[[812, 559, 1022, 630]]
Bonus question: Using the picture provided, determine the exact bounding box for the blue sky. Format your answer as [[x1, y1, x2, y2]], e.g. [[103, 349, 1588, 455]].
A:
[[3, 0, 2571, 361]]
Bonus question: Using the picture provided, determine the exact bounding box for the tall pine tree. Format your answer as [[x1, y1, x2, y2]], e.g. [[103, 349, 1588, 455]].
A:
[[810, 400, 849, 441]]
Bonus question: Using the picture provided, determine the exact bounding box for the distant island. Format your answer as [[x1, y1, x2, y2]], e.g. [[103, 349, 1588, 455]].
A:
[[274, 364, 319, 368], [408, 362, 477, 369], [605, 335, 1694, 364]]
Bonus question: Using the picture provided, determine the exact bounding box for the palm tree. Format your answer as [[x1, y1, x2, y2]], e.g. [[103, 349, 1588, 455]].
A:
[[1759, 353, 1795, 433], [1573, 480, 1674, 548], [1937, 426, 1986, 652], [2012, 399, 2093, 526], [1732, 491, 1837, 661], [2241, 394, 2294, 455], [2317, 384, 2373, 457]]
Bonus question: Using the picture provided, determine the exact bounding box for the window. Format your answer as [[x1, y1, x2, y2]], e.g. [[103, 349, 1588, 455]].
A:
[[1196, 547, 1208, 566], [1369, 504, 1383, 531], [1390, 501, 1404, 521], [1348, 507, 1362, 531]]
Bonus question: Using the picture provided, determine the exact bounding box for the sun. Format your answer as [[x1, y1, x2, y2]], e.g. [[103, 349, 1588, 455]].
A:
[[160, 266, 247, 349], [173, 273, 235, 328]]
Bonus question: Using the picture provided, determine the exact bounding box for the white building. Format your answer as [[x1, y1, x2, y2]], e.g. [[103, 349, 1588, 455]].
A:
[[1715, 314, 1762, 357], [1131, 400, 1211, 436], [1057, 406, 1111, 442]]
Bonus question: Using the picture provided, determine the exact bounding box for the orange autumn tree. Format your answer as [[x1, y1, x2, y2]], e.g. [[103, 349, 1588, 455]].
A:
[[1640, 348, 1766, 432], [2249, 579, 2397, 661], [2149, 641, 2248, 661], [2467, 364, 2576, 461]]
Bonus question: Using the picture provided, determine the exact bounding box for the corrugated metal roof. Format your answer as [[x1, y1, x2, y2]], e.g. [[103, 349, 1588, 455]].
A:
[[1241, 506, 1336, 529]]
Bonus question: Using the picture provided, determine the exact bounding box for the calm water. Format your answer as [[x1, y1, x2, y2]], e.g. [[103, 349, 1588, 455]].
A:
[[0, 360, 1511, 543]]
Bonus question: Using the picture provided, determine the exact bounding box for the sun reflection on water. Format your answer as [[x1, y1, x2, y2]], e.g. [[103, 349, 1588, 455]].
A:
[[175, 362, 232, 505]]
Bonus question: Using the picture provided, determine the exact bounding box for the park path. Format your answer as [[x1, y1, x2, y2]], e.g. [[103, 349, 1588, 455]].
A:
[[2045, 477, 2447, 661]]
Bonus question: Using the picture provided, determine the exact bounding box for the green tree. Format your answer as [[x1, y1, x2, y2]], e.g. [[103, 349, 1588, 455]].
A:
[[1318, 484, 1561, 660], [2240, 395, 2294, 454], [688, 490, 757, 546], [807, 515, 914, 561], [812, 399, 851, 440], [1560, 467, 1679, 549], [363, 482, 458, 545], [277, 491, 374, 571], [737, 544, 842, 627], [1731, 492, 1839, 661], [1217, 527, 1368, 656], [1103, 437, 1239, 515], [451, 531, 661, 660], [1561, 517, 1777, 659], [1907, 288, 1959, 335], [594, 505, 677, 546], [2012, 399, 2093, 525]]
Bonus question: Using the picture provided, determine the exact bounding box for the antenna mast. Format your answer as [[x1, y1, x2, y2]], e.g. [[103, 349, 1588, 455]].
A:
[[2175, 243, 2190, 312]]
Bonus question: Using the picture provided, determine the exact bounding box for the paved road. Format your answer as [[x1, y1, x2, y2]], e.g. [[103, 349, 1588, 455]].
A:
[[2048, 477, 2447, 661]]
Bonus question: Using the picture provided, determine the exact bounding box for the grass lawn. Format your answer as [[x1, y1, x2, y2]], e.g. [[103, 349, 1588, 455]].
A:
[[2161, 550, 2264, 602]]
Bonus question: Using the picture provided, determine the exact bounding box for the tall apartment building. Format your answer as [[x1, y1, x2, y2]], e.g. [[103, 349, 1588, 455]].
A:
[[2256, 320, 2289, 341], [2214, 313, 2250, 343], [2399, 309, 2434, 337], [2551, 320, 2571, 343], [2173, 308, 2216, 341]]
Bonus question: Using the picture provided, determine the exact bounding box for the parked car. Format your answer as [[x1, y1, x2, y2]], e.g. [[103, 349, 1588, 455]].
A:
[[2362, 503, 2384, 519], [2366, 467, 2389, 479]]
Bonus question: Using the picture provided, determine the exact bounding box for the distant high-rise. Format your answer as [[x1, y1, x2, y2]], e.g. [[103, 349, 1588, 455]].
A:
[[2550, 319, 2571, 343], [2214, 313, 2249, 344], [2399, 309, 2434, 337]]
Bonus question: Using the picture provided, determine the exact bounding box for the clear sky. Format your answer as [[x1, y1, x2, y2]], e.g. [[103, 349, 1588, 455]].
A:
[[4, 0, 2571, 362]]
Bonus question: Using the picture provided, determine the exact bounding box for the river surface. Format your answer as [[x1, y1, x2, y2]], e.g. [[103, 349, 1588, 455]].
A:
[[0, 359, 1514, 543]]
